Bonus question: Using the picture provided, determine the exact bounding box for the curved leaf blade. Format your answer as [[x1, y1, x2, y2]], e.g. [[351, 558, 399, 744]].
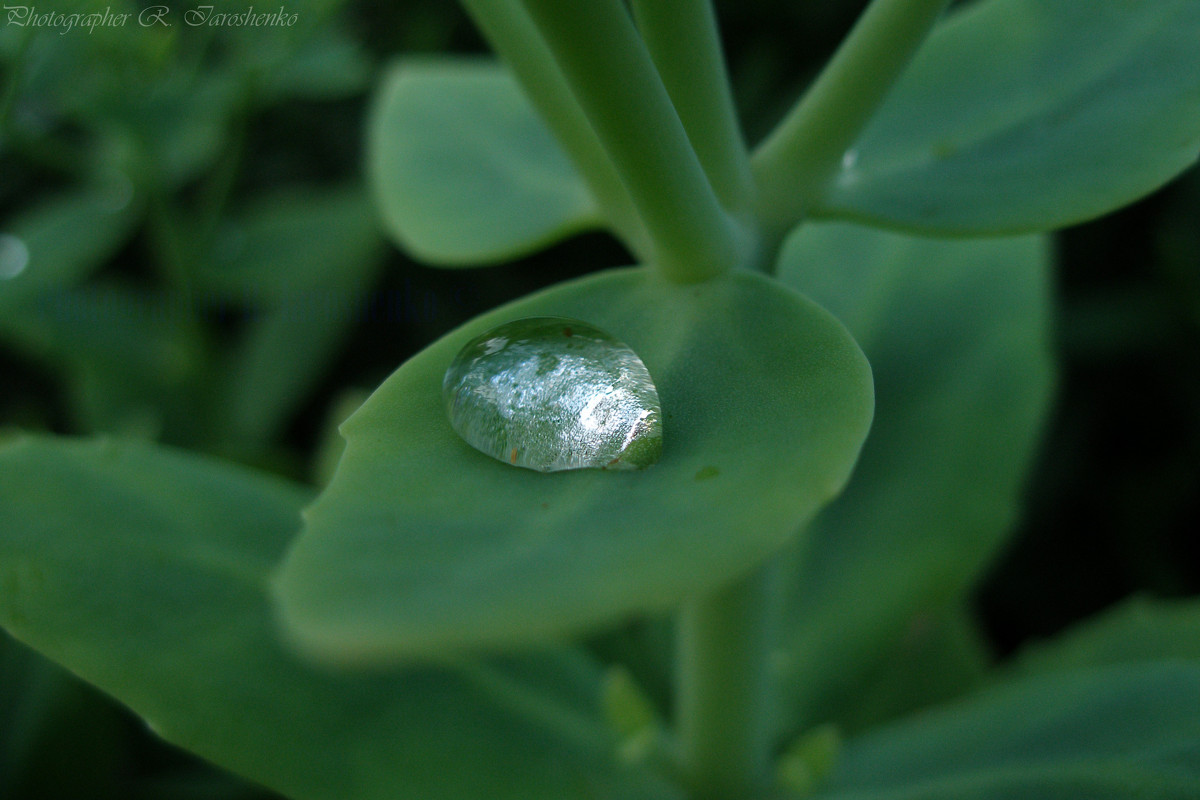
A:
[[775, 223, 1053, 733], [0, 186, 141, 314], [274, 267, 874, 663], [0, 436, 679, 800], [817, 663, 1200, 800], [368, 58, 602, 266], [818, 0, 1200, 234], [1013, 595, 1200, 678]]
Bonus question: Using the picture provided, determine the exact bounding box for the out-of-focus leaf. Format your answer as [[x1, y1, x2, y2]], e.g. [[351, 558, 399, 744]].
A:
[[0, 634, 126, 800], [814, 663, 1200, 800], [0, 436, 682, 800], [774, 223, 1053, 734], [201, 187, 383, 445], [262, 26, 371, 101], [1012, 595, 1200, 678], [817, 0, 1200, 234], [367, 58, 602, 265], [0, 186, 140, 313], [0, 281, 203, 439], [829, 606, 992, 734]]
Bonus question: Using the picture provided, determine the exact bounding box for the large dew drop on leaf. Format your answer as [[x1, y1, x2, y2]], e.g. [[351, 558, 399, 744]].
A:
[[444, 317, 663, 472]]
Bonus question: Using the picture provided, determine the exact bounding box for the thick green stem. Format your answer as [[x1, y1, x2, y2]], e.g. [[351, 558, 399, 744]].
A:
[[459, 0, 652, 261], [629, 0, 754, 213], [519, 0, 746, 283], [751, 0, 949, 237], [677, 560, 780, 800]]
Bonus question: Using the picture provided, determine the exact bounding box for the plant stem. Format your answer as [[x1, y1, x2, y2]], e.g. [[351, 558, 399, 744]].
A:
[[518, 0, 747, 284], [751, 0, 949, 237], [677, 559, 780, 800], [459, 0, 652, 261], [629, 0, 754, 213]]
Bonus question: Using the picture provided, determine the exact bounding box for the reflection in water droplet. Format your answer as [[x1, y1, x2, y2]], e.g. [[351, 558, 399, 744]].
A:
[[841, 149, 859, 170], [444, 317, 663, 472], [0, 234, 30, 280]]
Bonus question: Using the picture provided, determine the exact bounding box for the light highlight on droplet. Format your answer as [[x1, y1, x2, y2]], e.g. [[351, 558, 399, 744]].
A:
[[443, 317, 662, 472], [0, 234, 30, 280]]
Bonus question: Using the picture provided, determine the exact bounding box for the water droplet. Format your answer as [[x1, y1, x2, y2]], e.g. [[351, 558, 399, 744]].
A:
[[443, 317, 662, 472], [0, 234, 30, 280], [840, 149, 859, 170]]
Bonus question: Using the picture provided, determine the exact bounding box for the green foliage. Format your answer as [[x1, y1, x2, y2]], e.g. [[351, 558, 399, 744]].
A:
[[2, 0, 1199, 799], [1012, 595, 1200, 677], [0, 437, 679, 800], [275, 267, 873, 662], [369, 59, 602, 264], [816, 0, 1200, 234], [818, 662, 1200, 799], [772, 224, 1053, 733]]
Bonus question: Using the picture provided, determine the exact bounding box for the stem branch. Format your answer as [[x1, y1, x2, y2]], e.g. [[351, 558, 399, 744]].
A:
[[459, 0, 652, 261], [629, 0, 753, 212], [751, 0, 949, 236], [677, 560, 779, 800], [519, 0, 746, 283]]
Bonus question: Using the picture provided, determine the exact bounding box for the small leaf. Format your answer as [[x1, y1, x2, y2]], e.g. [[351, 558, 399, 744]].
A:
[[199, 186, 382, 302], [0, 186, 141, 314], [818, 0, 1200, 234], [367, 58, 602, 265], [774, 223, 1053, 732], [0, 436, 680, 800], [818, 663, 1200, 800], [201, 187, 383, 444], [274, 267, 874, 663], [0, 281, 203, 439]]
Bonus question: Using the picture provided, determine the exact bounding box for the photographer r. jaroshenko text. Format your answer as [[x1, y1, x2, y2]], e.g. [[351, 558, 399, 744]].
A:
[[2, 5, 298, 34]]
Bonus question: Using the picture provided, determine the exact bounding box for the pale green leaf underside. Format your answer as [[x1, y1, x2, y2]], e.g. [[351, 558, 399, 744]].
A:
[[0, 437, 678, 800], [274, 267, 874, 663], [774, 224, 1053, 731], [818, 0, 1200, 234], [368, 58, 601, 266], [816, 663, 1200, 800]]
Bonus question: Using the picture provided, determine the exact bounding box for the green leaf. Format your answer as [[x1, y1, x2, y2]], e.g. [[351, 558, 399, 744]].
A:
[[0, 281, 204, 440], [1013, 595, 1200, 678], [201, 187, 383, 445], [815, 663, 1200, 800], [0, 186, 141, 313], [261, 25, 372, 101], [774, 223, 1053, 732], [828, 605, 992, 735], [367, 58, 602, 266], [817, 0, 1200, 234], [0, 634, 126, 799], [274, 267, 874, 663], [200, 186, 382, 302], [0, 436, 681, 800]]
